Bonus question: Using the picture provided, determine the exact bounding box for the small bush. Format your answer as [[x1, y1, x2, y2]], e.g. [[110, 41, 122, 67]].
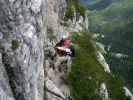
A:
[[64, 0, 86, 21], [64, 5, 75, 21], [11, 40, 19, 50]]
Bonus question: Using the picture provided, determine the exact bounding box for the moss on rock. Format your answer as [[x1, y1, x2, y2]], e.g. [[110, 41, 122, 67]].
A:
[[11, 40, 19, 50]]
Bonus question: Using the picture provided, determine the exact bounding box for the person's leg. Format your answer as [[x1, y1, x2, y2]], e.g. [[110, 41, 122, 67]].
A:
[[65, 55, 72, 73], [54, 55, 67, 72]]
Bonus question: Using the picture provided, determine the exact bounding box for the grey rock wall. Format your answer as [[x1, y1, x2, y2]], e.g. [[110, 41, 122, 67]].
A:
[[0, 0, 47, 100], [0, 0, 68, 99], [0, 54, 15, 100], [47, 0, 67, 39]]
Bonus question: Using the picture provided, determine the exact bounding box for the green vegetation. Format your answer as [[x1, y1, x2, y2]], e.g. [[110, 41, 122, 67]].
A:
[[68, 32, 129, 100], [64, 0, 86, 21], [88, 0, 133, 87], [11, 40, 19, 50], [89, 0, 133, 34]]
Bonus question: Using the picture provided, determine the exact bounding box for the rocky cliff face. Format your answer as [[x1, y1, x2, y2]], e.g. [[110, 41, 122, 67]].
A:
[[47, 0, 66, 36], [1, 0, 133, 100], [0, 0, 46, 100]]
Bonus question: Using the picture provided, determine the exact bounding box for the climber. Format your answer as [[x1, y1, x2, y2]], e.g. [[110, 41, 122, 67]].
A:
[[55, 46, 73, 57], [54, 34, 75, 73], [55, 35, 71, 48], [55, 35, 70, 55], [55, 34, 76, 57]]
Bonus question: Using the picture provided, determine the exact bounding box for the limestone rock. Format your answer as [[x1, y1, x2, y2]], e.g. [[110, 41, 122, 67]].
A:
[[0, 0, 47, 100]]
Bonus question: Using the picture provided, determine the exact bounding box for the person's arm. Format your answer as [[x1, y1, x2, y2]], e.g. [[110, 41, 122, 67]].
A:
[[71, 40, 80, 44], [56, 47, 66, 51], [55, 39, 64, 47]]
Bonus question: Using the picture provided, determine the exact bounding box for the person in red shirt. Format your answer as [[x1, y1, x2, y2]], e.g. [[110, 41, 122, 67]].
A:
[[55, 35, 71, 56]]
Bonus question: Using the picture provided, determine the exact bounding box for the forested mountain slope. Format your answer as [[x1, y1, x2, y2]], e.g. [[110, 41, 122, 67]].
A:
[[88, 0, 133, 87]]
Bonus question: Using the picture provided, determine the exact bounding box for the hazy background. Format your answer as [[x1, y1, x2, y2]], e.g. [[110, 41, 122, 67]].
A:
[[79, 0, 133, 88]]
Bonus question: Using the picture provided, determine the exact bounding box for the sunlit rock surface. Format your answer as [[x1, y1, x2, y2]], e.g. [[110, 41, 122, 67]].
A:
[[123, 87, 133, 100], [100, 83, 109, 100]]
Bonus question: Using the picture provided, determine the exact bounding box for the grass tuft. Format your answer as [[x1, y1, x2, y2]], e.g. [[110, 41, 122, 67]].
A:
[[11, 40, 19, 50]]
